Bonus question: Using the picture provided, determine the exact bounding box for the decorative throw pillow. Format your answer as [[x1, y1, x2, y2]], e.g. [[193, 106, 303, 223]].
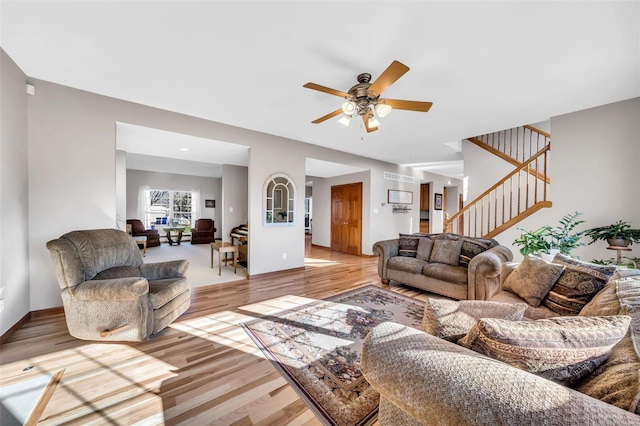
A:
[[575, 277, 640, 414], [416, 238, 434, 261], [398, 234, 420, 257], [429, 239, 463, 266], [458, 315, 631, 385], [502, 255, 566, 307], [543, 253, 617, 315], [459, 237, 496, 267], [422, 298, 528, 342]]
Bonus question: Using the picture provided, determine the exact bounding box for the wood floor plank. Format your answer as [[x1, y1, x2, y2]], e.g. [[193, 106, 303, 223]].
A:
[[0, 242, 425, 425]]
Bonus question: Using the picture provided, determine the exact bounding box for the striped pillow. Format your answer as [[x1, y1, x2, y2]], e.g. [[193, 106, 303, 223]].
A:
[[398, 235, 420, 257], [459, 315, 631, 385], [544, 254, 617, 315]]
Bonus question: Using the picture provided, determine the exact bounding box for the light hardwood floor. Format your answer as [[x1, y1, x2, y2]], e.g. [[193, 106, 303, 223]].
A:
[[0, 241, 433, 425]]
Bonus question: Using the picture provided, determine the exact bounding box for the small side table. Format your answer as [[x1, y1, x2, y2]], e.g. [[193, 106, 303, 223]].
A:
[[211, 242, 238, 276], [164, 227, 185, 246], [607, 245, 632, 265], [132, 236, 147, 257]]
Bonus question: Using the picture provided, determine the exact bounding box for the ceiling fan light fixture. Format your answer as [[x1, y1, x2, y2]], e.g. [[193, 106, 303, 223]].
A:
[[338, 114, 352, 127], [375, 102, 392, 118], [341, 101, 356, 115], [368, 115, 381, 128]]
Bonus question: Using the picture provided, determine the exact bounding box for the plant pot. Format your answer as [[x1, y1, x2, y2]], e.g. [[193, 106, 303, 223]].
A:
[[540, 249, 560, 262], [607, 237, 630, 248]]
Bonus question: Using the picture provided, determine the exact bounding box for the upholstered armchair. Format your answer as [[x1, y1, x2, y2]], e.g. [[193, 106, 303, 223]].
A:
[[46, 229, 191, 341], [191, 219, 216, 244], [126, 219, 160, 247]]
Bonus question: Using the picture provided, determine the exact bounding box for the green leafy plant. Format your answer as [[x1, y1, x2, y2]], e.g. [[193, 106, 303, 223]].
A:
[[514, 211, 586, 256], [513, 226, 552, 256], [584, 220, 640, 246]]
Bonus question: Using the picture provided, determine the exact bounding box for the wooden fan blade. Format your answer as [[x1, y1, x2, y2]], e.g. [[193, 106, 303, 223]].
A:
[[384, 99, 433, 112], [303, 83, 349, 98], [311, 109, 343, 124], [363, 112, 378, 133], [368, 60, 410, 97]]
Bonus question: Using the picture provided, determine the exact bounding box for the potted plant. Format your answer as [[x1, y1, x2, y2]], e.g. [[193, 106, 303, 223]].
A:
[[514, 211, 586, 259], [584, 220, 640, 247]]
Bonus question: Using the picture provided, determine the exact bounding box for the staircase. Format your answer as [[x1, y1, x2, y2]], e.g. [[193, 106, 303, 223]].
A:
[[445, 125, 551, 239]]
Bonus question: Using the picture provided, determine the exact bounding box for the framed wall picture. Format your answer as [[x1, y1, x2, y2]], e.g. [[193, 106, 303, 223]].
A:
[[388, 190, 413, 204], [205, 199, 215, 208], [434, 193, 443, 210]]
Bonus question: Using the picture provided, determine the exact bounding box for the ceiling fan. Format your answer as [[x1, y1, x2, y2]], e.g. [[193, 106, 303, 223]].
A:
[[303, 60, 433, 133]]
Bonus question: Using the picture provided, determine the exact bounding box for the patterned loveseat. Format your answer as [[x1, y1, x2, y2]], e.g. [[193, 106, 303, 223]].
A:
[[372, 233, 513, 300], [361, 258, 640, 425]]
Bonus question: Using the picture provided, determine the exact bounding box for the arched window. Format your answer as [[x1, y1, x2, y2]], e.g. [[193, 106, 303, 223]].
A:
[[264, 173, 296, 226]]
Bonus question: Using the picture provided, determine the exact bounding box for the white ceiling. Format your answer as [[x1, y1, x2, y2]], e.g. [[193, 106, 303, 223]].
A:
[[305, 158, 368, 179], [2, 1, 639, 178]]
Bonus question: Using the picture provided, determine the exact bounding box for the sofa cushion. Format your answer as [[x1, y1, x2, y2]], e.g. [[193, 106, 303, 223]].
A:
[[459, 315, 631, 385], [398, 234, 420, 257], [544, 254, 617, 315], [422, 263, 468, 285], [388, 256, 428, 275], [489, 290, 559, 320], [422, 298, 527, 342], [429, 239, 463, 266], [576, 276, 640, 414], [416, 237, 434, 261], [503, 255, 566, 307]]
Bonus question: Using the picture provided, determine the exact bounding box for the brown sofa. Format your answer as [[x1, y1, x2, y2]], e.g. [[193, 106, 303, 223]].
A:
[[361, 262, 640, 425], [373, 233, 513, 300], [191, 218, 216, 244], [127, 219, 160, 247], [46, 229, 191, 341]]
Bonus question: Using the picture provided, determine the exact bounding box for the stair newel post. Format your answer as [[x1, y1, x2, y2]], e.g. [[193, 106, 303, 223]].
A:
[[543, 144, 548, 202]]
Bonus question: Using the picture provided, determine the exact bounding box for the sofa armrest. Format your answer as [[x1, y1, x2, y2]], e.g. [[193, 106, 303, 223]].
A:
[[467, 245, 513, 300], [372, 239, 399, 280], [71, 277, 149, 301], [361, 322, 638, 426], [499, 262, 519, 287], [141, 259, 189, 280]]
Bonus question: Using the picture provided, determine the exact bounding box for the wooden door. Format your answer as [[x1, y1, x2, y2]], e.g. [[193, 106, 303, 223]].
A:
[[331, 182, 362, 255], [420, 184, 430, 210]]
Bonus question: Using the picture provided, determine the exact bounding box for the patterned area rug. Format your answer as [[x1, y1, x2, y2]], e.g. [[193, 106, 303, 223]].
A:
[[241, 285, 424, 426]]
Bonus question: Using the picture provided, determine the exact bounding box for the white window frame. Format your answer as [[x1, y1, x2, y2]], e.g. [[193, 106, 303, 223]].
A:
[[144, 189, 193, 228]]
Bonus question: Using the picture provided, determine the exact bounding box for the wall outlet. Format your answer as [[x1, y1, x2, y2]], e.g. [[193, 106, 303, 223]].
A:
[[373, 208, 379, 214], [229, 207, 234, 213], [282, 252, 287, 260]]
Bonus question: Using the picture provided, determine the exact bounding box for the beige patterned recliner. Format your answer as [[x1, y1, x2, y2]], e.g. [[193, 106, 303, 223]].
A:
[[46, 229, 191, 341]]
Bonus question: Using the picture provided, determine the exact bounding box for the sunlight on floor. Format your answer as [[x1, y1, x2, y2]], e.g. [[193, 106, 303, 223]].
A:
[[0, 344, 176, 425], [304, 257, 341, 267]]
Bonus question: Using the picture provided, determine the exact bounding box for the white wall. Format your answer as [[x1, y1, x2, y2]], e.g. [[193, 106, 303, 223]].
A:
[[492, 99, 640, 262], [126, 169, 221, 237], [115, 149, 127, 230], [419, 171, 460, 234], [221, 164, 248, 240], [12, 71, 639, 314], [25, 79, 418, 308], [0, 50, 30, 335]]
